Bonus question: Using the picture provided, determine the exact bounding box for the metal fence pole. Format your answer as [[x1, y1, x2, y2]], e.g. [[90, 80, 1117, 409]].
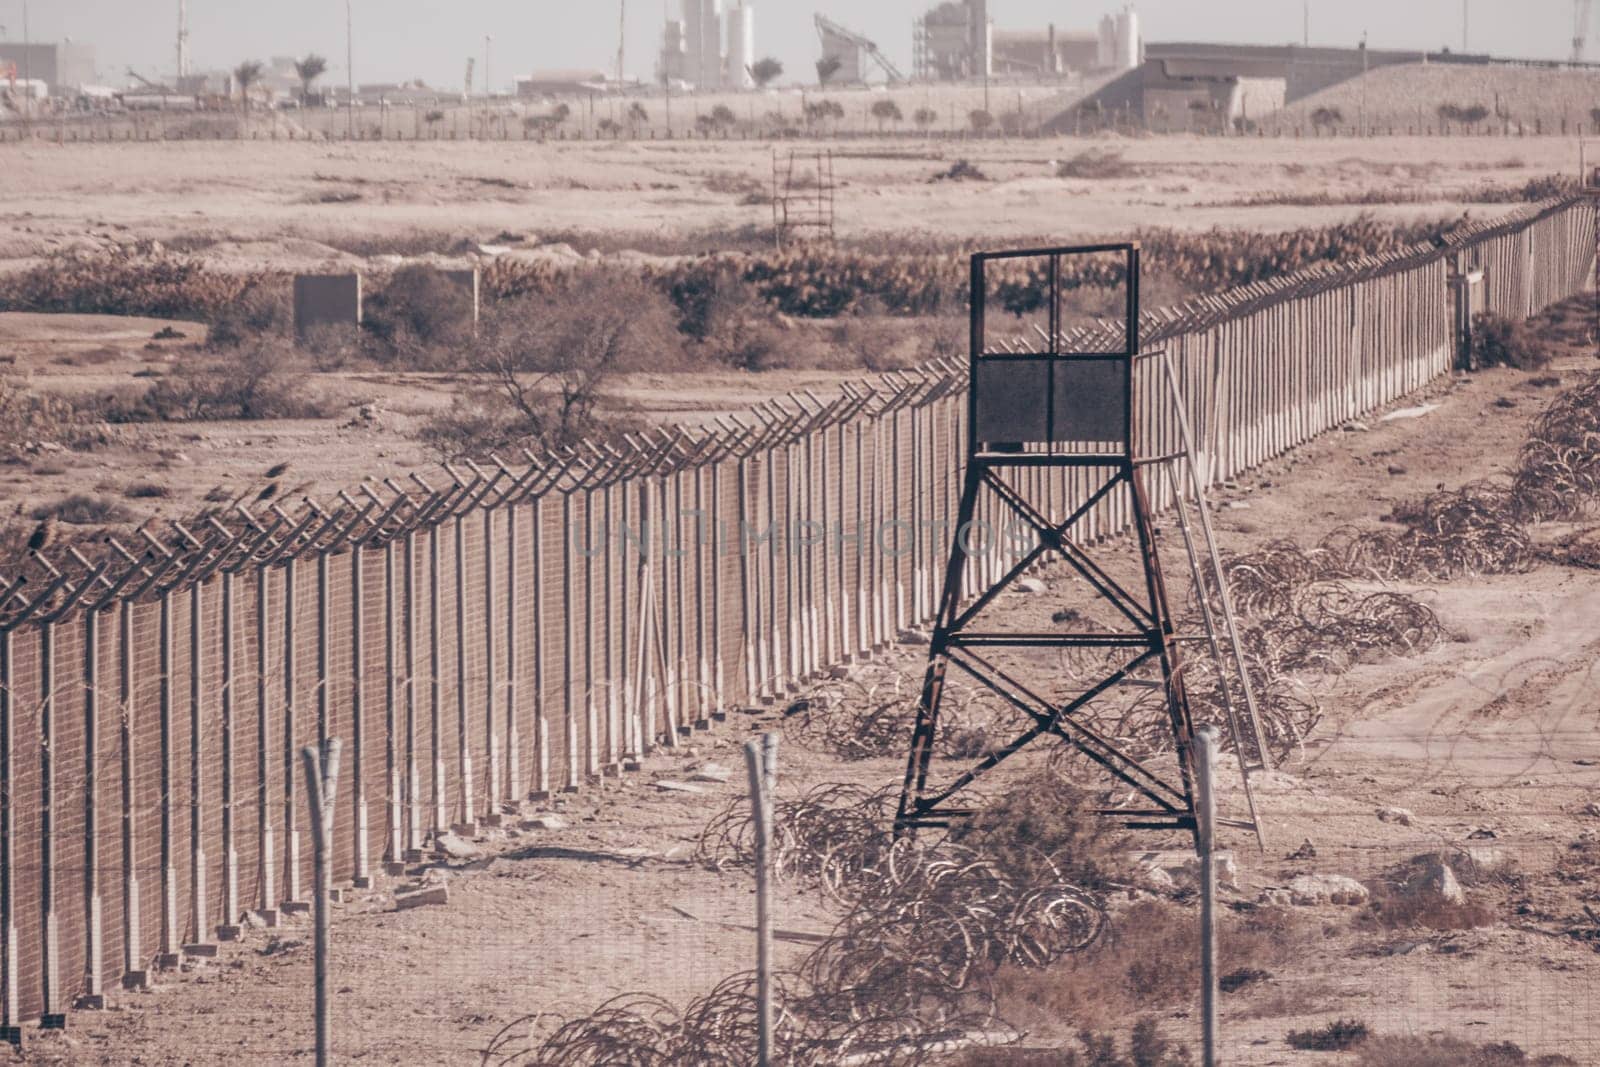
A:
[[742, 733, 777, 1067], [300, 738, 343, 1067], [1195, 723, 1220, 1067]]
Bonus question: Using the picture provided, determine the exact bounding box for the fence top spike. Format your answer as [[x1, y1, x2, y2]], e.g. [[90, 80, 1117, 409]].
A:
[[137, 526, 175, 559], [170, 521, 204, 549]]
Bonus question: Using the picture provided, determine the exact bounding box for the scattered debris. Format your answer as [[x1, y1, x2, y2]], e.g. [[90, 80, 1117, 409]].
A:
[[395, 885, 450, 910], [1380, 403, 1439, 422]]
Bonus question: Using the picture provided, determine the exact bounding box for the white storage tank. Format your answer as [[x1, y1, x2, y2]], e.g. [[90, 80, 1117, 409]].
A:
[[700, 0, 724, 89], [1115, 6, 1141, 71], [1097, 15, 1117, 69], [725, 3, 755, 89]]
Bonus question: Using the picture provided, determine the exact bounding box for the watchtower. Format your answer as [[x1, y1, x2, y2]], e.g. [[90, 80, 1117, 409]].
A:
[[895, 242, 1267, 843]]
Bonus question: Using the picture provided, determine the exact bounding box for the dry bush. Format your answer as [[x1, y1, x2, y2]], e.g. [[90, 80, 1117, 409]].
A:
[[207, 279, 292, 347], [103, 340, 329, 422], [0, 247, 265, 321], [930, 159, 989, 182], [956, 1020, 1191, 1066], [361, 264, 475, 368], [948, 774, 1130, 891], [123, 482, 171, 500], [299, 323, 370, 372], [419, 271, 666, 459], [0, 378, 91, 457], [1470, 313, 1560, 371], [826, 313, 923, 371], [1355, 1035, 1577, 1066], [990, 901, 1312, 1034], [1056, 149, 1138, 180], [31, 494, 135, 526], [1287, 1018, 1371, 1052]]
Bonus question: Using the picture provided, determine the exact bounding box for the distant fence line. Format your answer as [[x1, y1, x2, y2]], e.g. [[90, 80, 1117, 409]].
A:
[[8, 110, 1600, 144], [0, 196, 1591, 1028]]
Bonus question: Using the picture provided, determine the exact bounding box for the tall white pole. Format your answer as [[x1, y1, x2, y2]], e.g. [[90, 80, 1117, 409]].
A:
[[346, 0, 354, 138]]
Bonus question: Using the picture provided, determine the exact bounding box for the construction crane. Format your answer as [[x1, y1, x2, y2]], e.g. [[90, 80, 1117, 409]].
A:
[[814, 14, 906, 84], [1575, 0, 1595, 61]]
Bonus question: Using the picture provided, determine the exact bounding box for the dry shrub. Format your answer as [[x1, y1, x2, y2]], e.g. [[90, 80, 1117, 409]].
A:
[[106, 340, 328, 422], [826, 313, 922, 372], [123, 482, 171, 499], [1355, 1035, 1577, 1066], [0, 247, 264, 321], [931, 159, 989, 182], [948, 774, 1129, 891], [1287, 1018, 1371, 1051], [1056, 149, 1138, 180], [419, 271, 666, 459], [956, 1020, 1191, 1066], [31, 494, 134, 526], [207, 279, 292, 347], [1470, 313, 1559, 370], [361, 264, 475, 368], [991, 901, 1311, 1034], [0, 378, 90, 457], [669, 261, 786, 370]]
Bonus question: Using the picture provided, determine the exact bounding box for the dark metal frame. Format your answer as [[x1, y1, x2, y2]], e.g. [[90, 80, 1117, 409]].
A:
[[897, 241, 1203, 839]]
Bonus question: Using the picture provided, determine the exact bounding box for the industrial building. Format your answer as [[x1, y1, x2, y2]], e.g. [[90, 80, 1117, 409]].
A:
[[659, 0, 756, 90], [515, 70, 611, 97], [1046, 41, 1509, 133], [913, 2, 1141, 81], [0, 40, 97, 97], [991, 27, 1098, 77], [914, 0, 990, 81]]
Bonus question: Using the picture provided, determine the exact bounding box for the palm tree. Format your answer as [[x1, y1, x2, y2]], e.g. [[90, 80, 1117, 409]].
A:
[[294, 54, 328, 107], [233, 60, 264, 115]]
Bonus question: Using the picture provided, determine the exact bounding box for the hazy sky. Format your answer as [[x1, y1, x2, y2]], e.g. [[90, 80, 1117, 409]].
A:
[[5, 1, 1579, 91]]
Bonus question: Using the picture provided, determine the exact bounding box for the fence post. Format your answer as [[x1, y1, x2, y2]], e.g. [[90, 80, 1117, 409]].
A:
[[504, 505, 522, 807], [483, 507, 502, 820], [351, 546, 371, 887], [118, 602, 148, 989], [81, 609, 105, 1007], [429, 526, 446, 834], [158, 594, 180, 968], [743, 733, 778, 1067], [454, 515, 476, 834], [0, 628, 18, 1044], [186, 582, 212, 957], [256, 568, 278, 925], [1195, 723, 1220, 1067], [218, 573, 241, 940], [300, 738, 343, 1067], [384, 540, 404, 874]]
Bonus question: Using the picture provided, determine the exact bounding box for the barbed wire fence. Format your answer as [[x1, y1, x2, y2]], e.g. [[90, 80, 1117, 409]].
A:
[[0, 196, 1589, 1046]]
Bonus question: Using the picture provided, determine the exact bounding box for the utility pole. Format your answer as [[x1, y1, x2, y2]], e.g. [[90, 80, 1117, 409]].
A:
[[1462, 0, 1469, 52], [345, 0, 354, 138], [1303, 1, 1310, 47], [20, 0, 29, 127], [177, 0, 190, 84], [1359, 31, 1368, 134], [617, 0, 627, 85]]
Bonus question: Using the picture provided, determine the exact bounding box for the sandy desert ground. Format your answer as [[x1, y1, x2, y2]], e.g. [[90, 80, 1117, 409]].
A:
[[0, 135, 1596, 1064]]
